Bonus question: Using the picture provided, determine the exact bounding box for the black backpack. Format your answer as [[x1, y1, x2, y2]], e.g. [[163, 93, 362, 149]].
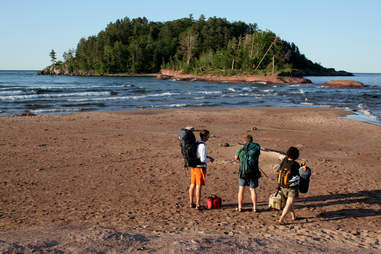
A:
[[178, 128, 201, 167]]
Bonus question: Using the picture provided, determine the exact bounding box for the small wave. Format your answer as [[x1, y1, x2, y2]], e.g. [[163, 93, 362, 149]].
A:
[[300, 102, 314, 105], [62, 103, 106, 108], [160, 103, 188, 108], [0, 90, 24, 95], [29, 108, 84, 114], [0, 91, 112, 102], [361, 93, 380, 99], [150, 92, 176, 97], [23, 84, 130, 91], [303, 97, 312, 103], [66, 92, 178, 102], [357, 104, 379, 121], [296, 89, 305, 94], [25, 104, 53, 109], [131, 87, 148, 94], [199, 91, 222, 95], [138, 103, 187, 109], [236, 93, 250, 97]]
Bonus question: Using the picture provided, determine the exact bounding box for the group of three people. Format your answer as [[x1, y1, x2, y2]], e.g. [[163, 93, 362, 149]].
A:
[[188, 129, 301, 224]]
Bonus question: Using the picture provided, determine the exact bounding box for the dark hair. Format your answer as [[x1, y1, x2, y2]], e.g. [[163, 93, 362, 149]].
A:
[[244, 135, 253, 143], [200, 129, 210, 139], [286, 146, 299, 160]]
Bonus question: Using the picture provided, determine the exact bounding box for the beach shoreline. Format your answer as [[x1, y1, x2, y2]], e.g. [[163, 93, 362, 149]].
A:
[[1, 107, 380, 253]]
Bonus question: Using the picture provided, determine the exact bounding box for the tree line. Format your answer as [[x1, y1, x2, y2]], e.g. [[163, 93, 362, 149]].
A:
[[49, 15, 343, 76]]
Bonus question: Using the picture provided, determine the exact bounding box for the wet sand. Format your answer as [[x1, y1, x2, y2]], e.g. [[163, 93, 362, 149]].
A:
[[0, 107, 380, 253]]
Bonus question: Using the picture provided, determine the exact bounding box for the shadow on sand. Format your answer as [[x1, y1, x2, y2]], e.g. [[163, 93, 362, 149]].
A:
[[296, 189, 381, 221], [220, 190, 381, 222]]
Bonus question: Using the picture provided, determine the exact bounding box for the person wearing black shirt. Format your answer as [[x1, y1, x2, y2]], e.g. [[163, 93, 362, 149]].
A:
[[278, 147, 300, 224]]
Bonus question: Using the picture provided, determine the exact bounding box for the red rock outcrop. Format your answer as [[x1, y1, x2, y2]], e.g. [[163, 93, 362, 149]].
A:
[[321, 80, 364, 88], [157, 69, 312, 85]]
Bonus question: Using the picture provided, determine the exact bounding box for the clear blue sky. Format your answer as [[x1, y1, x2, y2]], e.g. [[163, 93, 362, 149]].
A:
[[1, 0, 380, 73]]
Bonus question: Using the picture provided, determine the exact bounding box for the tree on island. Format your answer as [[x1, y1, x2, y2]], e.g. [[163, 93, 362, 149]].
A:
[[49, 49, 57, 65], [43, 15, 350, 76]]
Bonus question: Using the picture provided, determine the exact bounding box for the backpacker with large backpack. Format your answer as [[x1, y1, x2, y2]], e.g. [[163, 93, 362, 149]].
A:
[[239, 142, 261, 180], [277, 159, 311, 193], [178, 127, 202, 168]]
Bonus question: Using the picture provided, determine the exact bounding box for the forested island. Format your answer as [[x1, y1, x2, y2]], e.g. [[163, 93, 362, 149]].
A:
[[39, 15, 352, 79]]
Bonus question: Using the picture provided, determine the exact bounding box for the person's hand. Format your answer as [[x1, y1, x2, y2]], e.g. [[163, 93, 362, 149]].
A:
[[209, 157, 215, 163]]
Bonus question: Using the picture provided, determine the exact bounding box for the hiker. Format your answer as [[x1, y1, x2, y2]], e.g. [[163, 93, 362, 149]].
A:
[[235, 135, 261, 212], [189, 129, 214, 210], [277, 146, 300, 224]]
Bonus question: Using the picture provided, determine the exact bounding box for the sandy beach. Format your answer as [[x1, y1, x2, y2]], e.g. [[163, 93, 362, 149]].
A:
[[0, 107, 380, 253]]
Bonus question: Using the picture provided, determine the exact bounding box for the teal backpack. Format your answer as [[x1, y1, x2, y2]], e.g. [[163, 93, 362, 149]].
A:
[[239, 142, 261, 180]]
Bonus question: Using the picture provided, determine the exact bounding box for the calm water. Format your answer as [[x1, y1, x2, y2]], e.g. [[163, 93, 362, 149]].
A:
[[0, 70, 381, 125]]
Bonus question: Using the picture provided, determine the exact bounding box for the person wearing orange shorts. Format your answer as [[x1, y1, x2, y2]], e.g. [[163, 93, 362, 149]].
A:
[[189, 129, 214, 210]]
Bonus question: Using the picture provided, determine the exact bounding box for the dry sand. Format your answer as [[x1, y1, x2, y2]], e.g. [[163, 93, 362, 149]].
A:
[[0, 107, 380, 253]]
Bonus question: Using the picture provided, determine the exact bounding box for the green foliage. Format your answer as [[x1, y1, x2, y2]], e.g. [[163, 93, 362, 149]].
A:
[[49, 49, 57, 64], [57, 15, 336, 75]]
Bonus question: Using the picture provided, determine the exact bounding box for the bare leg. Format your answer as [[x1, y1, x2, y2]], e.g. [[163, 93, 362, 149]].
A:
[[290, 204, 296, 220], [195, 185, 202, 207], [279, 196, 295, 223], [189, 184, 195, 207], [250, 188, 257, 212], [238, 186, 245, 211]]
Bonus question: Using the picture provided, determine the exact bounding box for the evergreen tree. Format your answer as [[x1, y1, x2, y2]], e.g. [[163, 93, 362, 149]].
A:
[[49, 49, 57, 65]]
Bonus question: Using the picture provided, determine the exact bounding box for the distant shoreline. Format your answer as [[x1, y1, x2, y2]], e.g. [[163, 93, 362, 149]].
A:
[[36, 65, 352, 83]]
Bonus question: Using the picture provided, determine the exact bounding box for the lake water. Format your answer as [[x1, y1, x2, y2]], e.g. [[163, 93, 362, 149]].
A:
[[0, 70, 380, 126]]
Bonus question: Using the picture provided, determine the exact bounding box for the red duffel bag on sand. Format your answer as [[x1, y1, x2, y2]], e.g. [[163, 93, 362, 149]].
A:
[[207, 195, 222, 209]]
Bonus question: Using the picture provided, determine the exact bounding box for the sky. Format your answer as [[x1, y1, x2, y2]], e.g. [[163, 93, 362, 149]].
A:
[[1, 0, 380, 73]]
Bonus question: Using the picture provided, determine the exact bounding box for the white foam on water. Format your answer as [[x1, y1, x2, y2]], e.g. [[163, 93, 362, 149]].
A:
[[357, 104, 379, 121], [66, 92, 178, 102], [0, 90, 24, 95], [0, 91, 111, 101], [199, 91, 222, 95], [30, 108, 83, 114]]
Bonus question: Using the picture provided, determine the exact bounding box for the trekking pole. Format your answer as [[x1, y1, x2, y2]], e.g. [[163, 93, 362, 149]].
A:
[[259, 167, 268, 177]]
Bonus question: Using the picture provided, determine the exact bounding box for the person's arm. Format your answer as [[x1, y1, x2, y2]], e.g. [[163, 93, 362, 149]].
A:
[[235, 147, 242, 161]]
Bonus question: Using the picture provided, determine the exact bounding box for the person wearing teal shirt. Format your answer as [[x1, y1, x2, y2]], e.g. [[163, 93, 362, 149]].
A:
[[235, 135, 261, 212]]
